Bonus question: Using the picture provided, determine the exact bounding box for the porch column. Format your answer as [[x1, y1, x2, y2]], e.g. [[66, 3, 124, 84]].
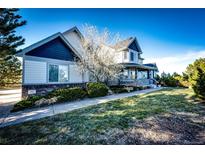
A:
[[135, 68, 138, 80], [153, 70, 155, 78], [147, 70, 150, 79]]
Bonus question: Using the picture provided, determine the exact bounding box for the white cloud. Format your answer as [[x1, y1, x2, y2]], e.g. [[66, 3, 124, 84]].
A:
[[144, 50, 205, 74]]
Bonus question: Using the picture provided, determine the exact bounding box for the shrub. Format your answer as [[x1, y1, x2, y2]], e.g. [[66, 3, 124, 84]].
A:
[[124, 86, 134, 92], [12, 87, 87, 112], [134, 86, 144, 90], [110, 86, 128, 93], [87, 82, 108, 98], [50, 87, 87, 102], [111, 85, 147, 93], [12, 95, 42, 112], [160, 72, 182, 87]]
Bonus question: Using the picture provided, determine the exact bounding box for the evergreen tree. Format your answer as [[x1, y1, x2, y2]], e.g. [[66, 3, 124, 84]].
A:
[[0, 8, 26, 59], [0, 8, 26, 86], [192, 67, 205, 99], [185, 58, 205, 86], [0, 56, 22, 86], [185, 58, 205, 98]]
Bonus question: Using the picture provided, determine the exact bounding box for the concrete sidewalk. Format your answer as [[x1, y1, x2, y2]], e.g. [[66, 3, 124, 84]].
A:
[[0, 89, 21, 123], [0, 87, 163, 128]]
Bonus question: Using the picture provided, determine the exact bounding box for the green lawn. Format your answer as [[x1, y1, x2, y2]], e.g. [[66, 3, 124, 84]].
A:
[[0, 88, 205, 144]]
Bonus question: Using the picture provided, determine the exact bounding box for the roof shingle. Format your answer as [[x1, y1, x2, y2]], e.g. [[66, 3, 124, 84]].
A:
[[112, 37, 134, 50]]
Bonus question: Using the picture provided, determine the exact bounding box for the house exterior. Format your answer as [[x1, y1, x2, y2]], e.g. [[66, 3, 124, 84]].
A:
[[108, 37, 158, 86], [16, 26, 158, 98], [16, 27, 89, 98]]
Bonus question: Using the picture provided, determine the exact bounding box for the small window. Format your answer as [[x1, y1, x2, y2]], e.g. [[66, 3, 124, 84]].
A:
[[59, 65, 69, 82], [49, 64, 69, 82], [123, 69, 129, 79], [130, 52, 134, 61], [124, 51, 127, 59], [49, 64, 58, 82]]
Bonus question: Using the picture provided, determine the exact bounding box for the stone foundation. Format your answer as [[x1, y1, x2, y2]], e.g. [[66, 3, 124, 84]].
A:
[[22, 83, 87, 99]]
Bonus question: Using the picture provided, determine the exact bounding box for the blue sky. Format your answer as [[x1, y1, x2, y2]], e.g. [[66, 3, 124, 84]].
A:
[[17, 9, 205, 74]]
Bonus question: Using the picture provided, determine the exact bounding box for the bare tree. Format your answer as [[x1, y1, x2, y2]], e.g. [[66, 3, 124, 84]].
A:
[[76, 24, 123, 83]]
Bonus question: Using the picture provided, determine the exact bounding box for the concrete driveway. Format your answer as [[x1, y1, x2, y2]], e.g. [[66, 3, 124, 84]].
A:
[[0, 89, 21, 118]]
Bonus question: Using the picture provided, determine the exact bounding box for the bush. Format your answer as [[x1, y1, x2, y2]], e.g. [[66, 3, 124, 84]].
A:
[[12, 95, 42, 112], [87, 82, 108, 98], [160, 72, 182, 87], [12, 87, 87, 112], [134, 86, 144, 90], [111, 85, 149, 94], [50, 87, 87, 102], [110, 86, 128, 93]]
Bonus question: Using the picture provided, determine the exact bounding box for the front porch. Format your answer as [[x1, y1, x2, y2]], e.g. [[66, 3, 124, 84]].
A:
[[109, 63, 158, 86]]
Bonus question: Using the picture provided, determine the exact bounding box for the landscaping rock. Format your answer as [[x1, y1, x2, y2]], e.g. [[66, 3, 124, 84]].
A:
[[34, 97, 58, 107], [108, 89, 113, 95]]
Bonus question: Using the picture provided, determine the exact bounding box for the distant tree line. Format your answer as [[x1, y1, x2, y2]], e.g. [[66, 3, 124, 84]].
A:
[[156, 58, 205, 99]]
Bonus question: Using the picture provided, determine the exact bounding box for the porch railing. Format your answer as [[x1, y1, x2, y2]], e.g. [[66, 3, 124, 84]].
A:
[[108, 78, 157, 86]]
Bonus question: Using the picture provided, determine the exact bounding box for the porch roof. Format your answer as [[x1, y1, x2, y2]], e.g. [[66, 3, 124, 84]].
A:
[[120, 63, 158, 71]]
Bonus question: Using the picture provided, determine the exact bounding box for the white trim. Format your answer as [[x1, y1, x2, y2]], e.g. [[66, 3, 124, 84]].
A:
[[24, 55, 75, 65], [63, 26, 84, 40], [23, 58, 75, 85], [16, 31, 82, 59], [117, 37, 143, 53], [22, 54, 25, 84], [48, 63, 69, 84], [16, 32, 61, 57]]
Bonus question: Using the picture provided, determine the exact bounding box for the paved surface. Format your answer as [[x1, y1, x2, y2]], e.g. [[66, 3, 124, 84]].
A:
[[0, 89, 21, 121], [0, 87, 163, 128]]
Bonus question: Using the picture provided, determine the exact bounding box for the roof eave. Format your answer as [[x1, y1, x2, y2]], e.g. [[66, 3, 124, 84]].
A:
[[63, 26, 84, 40], [16, 32, 82, 60], [16, 32, 61, 56], [120, 63, 158, 70]]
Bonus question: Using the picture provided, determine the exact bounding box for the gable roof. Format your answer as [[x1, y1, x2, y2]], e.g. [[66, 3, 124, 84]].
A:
[[63, 26, 84, 40], [16, 32, 82, 59], [112, 37, 142, 53], [112, 37, 133, 50]]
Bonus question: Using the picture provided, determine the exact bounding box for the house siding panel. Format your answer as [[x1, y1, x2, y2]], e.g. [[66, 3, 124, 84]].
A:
[[26, 37, 76, 61], [69, 64, 83, 83], [83, 71, 90, 82], [63, 31, 84, 56], [24, 60, 47, 84]]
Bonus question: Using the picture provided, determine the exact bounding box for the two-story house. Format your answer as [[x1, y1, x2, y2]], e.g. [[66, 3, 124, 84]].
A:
[[16, 27, 158, 98], [109, 37, 158, 86]]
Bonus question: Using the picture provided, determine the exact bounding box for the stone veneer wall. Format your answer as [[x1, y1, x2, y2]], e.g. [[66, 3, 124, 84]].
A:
[[22, 83, 87, 99]]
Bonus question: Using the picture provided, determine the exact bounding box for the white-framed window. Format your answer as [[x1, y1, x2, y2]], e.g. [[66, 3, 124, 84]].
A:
[[49, 64, 69, 82], [124, 51, 127, 59], [130, 69, 136, 79], [123, 69, 129, 79], [138, 71, 148, 79], [130, 51, 134, 61]]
